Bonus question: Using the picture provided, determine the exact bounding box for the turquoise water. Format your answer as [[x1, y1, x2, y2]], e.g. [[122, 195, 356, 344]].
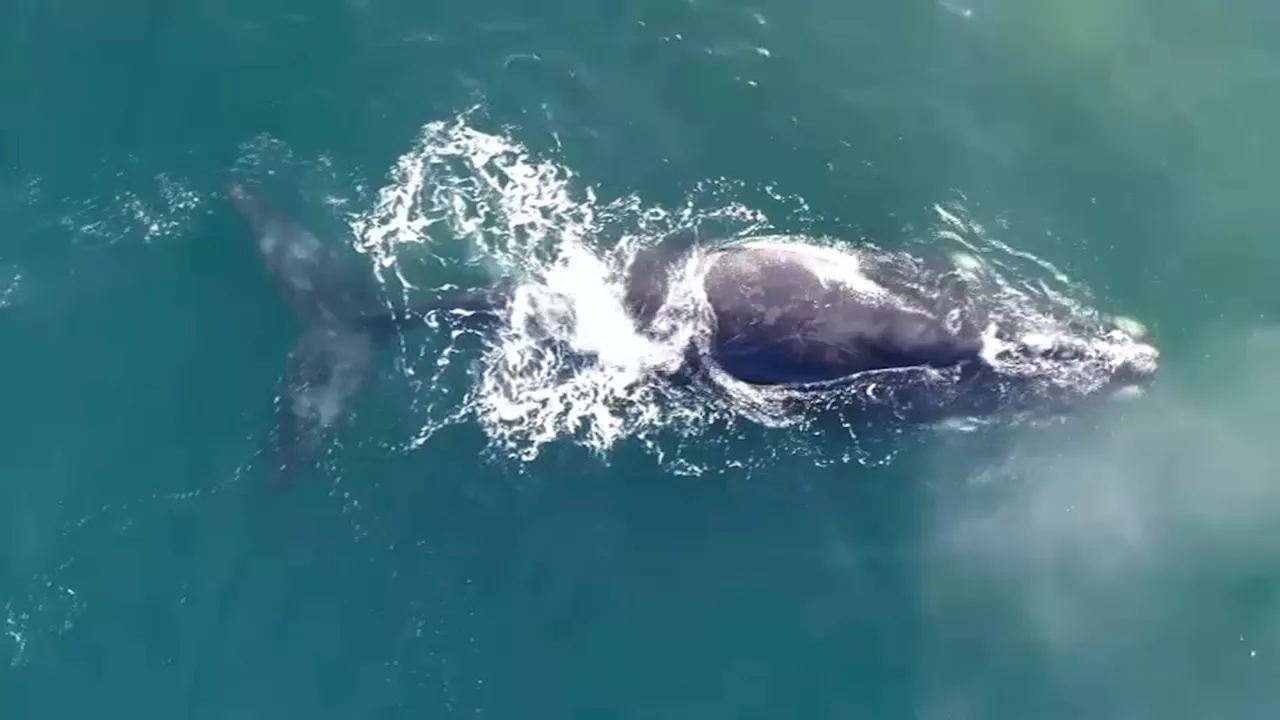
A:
[[4, 0, 1280, 717]]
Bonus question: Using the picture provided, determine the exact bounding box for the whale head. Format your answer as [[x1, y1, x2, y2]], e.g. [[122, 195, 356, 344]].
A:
[[961, 313, 1161, 419]]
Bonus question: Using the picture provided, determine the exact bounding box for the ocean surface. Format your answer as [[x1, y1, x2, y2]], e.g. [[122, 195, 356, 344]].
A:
[[4, 0, 1280, 717]]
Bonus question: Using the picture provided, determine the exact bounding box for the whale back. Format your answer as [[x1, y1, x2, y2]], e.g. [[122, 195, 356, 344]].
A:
[[700, 244, 984, 386]]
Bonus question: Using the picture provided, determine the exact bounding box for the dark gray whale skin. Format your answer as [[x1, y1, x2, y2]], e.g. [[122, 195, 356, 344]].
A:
[[694, 243, 985, 386]]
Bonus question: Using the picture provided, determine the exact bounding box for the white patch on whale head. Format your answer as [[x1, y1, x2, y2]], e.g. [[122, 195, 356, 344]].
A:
[[1111, 384, 1146, 401], [951, 250, 985, 275], [1112, 315, 1148, 340], [1019, 332, 1055, 355]]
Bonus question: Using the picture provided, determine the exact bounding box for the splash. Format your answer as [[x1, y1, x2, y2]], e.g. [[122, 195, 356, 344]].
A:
[[347, 112, 777, 466]]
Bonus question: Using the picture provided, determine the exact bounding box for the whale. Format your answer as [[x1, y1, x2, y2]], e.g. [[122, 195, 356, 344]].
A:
[[227, 183, 506, 482], [399, 233, 1160, 426], [231, 183, 1159, 478]]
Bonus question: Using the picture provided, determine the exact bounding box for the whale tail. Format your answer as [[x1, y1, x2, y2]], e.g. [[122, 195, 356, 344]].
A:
[[226, 182, 514, 485]]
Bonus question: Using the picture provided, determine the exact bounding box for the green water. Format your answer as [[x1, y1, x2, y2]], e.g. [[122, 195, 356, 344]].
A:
[[4, 0, 1279, 717]]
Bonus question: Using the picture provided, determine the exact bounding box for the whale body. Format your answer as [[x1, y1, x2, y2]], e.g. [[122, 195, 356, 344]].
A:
[[230, 184, 1159, 477], [665, 239, 1158, 424]]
